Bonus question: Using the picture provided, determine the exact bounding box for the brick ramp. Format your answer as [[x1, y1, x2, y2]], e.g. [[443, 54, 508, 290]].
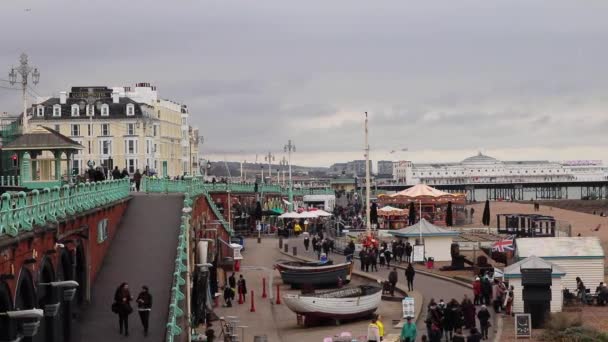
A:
[[75, 193, 184, 342]]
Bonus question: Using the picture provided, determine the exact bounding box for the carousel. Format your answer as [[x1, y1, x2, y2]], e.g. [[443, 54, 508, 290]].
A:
[[377, 184, 466, 227]]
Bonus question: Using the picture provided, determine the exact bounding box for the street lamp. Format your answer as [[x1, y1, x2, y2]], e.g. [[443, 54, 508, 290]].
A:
[[279, 156, 288, 186], [283, 140, 296, 211], [264, 152, 275, 181], [8, 53, 40, 133]]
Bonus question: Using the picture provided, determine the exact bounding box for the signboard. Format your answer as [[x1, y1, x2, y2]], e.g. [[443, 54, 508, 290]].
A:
[[515, 313, 531, 338], [412, 245, 425, 262], [402, 297, 415, 319]]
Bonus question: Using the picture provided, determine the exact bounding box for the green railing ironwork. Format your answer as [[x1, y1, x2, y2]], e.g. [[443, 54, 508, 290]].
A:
[[142, 177, 334, 197], [166, 194, 191, 342], [0, 176, 21, 187], [0, 179, 131, 237]]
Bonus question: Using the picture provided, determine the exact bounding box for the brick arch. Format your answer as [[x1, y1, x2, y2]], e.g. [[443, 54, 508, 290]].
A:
[[14, 267, 36, 310], [36, 257, 55, 342], [0, 281, 15, 340]]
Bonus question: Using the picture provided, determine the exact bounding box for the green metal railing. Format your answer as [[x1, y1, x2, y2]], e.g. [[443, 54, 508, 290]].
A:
[[0, 179, 130, 237], [0, 176, 21, 187], [166, 194, 191, 342], [142, 177, 334, 197]]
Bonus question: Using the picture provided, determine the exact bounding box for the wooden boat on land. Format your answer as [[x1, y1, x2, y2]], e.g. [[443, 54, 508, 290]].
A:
[[274, 260, 334, 272], [278, 262, 353, 288], [283, 285, 382, 325]]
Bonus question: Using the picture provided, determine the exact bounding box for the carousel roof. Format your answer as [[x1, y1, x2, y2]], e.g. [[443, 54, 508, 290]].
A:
[[388, 219, 460, 237], [389, 184, 455, 198], [378, 205, 404, 212]]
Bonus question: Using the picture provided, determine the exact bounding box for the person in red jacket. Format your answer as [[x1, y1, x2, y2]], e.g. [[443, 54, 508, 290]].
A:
[[473, 277, 482, 305]]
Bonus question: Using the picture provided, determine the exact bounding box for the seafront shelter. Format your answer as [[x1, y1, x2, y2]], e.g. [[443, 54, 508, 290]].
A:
[[514, 237, 605, 292], [1, 125, 82, 188], [388, 218, 460, 261]]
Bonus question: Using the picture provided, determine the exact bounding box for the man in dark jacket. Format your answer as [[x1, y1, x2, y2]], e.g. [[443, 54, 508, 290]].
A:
[[388, 267, 398, 296], [237, 275, 247, 302], [121, 168, 129, 179], [136, 286, 153, 336], [112, 166, 121, 180], [228, 273, 236, 290], [405, 263, 416, 291], [133, 169, 142, 191], [405, 242, 413, 263]]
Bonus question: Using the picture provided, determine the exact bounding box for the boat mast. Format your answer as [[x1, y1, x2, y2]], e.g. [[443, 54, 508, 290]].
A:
[[365, 112, 372, 237]]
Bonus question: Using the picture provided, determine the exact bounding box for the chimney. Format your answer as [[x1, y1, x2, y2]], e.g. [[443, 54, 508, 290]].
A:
[[59, 91, 67, 104], [112, 91, 119, 104]]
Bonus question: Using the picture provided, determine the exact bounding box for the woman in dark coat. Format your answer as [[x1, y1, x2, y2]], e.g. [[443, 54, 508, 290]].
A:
[[133, 169, 142, 191], [461, 296, 477, 330], [114, 282, 133, 336], [477, 305, 491, 340], [136, 285, 153, 336], [237, 275, 247, 302]]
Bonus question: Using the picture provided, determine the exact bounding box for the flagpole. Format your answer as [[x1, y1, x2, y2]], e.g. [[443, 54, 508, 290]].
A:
[[365, 112, 371, 238]]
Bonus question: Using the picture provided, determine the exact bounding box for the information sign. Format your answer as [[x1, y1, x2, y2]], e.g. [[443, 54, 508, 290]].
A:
[[515, 313, 531, 338], [412, 245, 425, 262], [402, 297, 415, 319]]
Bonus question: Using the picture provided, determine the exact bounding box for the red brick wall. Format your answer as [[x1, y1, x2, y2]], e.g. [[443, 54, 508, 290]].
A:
[[0, 199, 129, 304]]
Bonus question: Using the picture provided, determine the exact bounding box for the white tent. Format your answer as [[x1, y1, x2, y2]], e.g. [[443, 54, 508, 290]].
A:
[[279, 212, 302, 219], [313, 209, 333, 217]]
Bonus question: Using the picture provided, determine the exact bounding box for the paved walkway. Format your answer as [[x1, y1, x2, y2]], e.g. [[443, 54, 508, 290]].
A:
[[287, 236, 498, 341], [75, 193, 184, 342]]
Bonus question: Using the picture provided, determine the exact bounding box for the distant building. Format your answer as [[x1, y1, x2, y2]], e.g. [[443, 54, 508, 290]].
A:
[[330, 160, 372, 177], [377, 160, 393, 176], [393, 152, 608, 185]]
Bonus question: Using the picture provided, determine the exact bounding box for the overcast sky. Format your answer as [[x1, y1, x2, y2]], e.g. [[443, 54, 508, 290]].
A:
[[1, 1, 608, 167]]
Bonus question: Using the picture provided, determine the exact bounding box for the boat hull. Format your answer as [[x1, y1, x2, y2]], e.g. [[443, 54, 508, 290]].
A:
[[274, 260, 335, 272], [283, 286, 382, 321], [279, 263, 352, 287]]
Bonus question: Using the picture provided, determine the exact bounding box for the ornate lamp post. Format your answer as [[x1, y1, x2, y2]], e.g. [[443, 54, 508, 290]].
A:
[[264, 152, 275, 182], [8, 53, 40, 133], [283, 140, 296, 211]]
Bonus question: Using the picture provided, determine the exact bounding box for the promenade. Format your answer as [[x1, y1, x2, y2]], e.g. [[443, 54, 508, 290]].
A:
[[75, 193, 184, 342], [289, 236, 497, 341]]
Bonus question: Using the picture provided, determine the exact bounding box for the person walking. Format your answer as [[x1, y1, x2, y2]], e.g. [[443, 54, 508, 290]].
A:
[[477, 305, 491, 340], [504, 286, 514, 316], [359, 249, 367, 271], [473, 277, 481, 305], [223, 285, 233, 307], [481, 277, 492, 306], [405, 263, 416, 291], [136, 285, 152, 336], [384, 249, 393, 268], [379, 250, 386, 268], [121, 168, 129, 179], [228, 272, 236, 291], [133, 169, 142, 192], [461, 296, 477, 330], [113, 282, 133, 336], [303, 235, 310, 251], [400, 316, 417, 342], [405, 242, 413, 263], [366, 316, 381, 342], [388, 267, 398, 297], [375, 314, 385, 341], [112, 166, 121, 180], [370, 249, 378, 272], [492, 280, 502, 313], [237, 275, 247, 302]]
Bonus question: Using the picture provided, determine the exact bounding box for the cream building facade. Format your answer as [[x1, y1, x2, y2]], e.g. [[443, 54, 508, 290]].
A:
[[29, 84, 198, 179]]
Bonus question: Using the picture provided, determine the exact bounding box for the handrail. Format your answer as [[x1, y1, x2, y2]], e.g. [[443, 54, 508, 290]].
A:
[[0, 179, 130, 238]]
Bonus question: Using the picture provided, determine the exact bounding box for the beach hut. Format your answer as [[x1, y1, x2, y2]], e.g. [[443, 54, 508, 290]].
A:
[[387, 219, 459, 261], [504, 255, 566, 313], [514, 237, 605, 292]]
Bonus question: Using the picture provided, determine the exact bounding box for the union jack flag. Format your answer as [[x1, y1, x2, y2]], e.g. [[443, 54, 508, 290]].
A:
[[492, 235, 515, 252]]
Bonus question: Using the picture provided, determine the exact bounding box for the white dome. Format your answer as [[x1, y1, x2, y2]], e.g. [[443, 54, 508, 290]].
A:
[[462, 152, 499, 164]]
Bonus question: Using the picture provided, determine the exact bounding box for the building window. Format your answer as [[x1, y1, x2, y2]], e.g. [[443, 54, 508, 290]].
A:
[[86, 104, 94, 116], [88, 141, 91, 154], [71, 104, 80, 117], [101, 124, 110, 136], [71, 124, 80, 136], [126, 158, 136, 173], [54, 124, 60, 132], [181, 118, 187, 125], [153, 125, 157, 136], [153, 144, 157, 153], [126, 104, 135, 116], [127, 123, 135, 135], [99, 140, 111, 155], [36, 106, 44, 117], [88, 124, 92, 136], [53, 105, 61, 117], [101, 104, 109, 116], [125, 139, 137, 154], [72, 159, 80, 176]]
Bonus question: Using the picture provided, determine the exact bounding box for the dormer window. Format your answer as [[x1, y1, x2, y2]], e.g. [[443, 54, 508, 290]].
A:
[[36, 105, 44, 117], [101, 104, 109, 116], [126, 104, 135, 116], [53, 105, 61, 117], [86, 105, 94, 117], [71, 104, 80, 117]]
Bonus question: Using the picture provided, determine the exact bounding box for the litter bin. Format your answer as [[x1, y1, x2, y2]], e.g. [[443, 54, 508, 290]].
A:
[[426, 257, 434, 269]]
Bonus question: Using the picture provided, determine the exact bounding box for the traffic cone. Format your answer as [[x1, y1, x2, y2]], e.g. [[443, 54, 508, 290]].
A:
[[275, 284, 281, 305], [250, 290, 256, 312], [262, 278, 267, 298], [238, 291, 244, 304]]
